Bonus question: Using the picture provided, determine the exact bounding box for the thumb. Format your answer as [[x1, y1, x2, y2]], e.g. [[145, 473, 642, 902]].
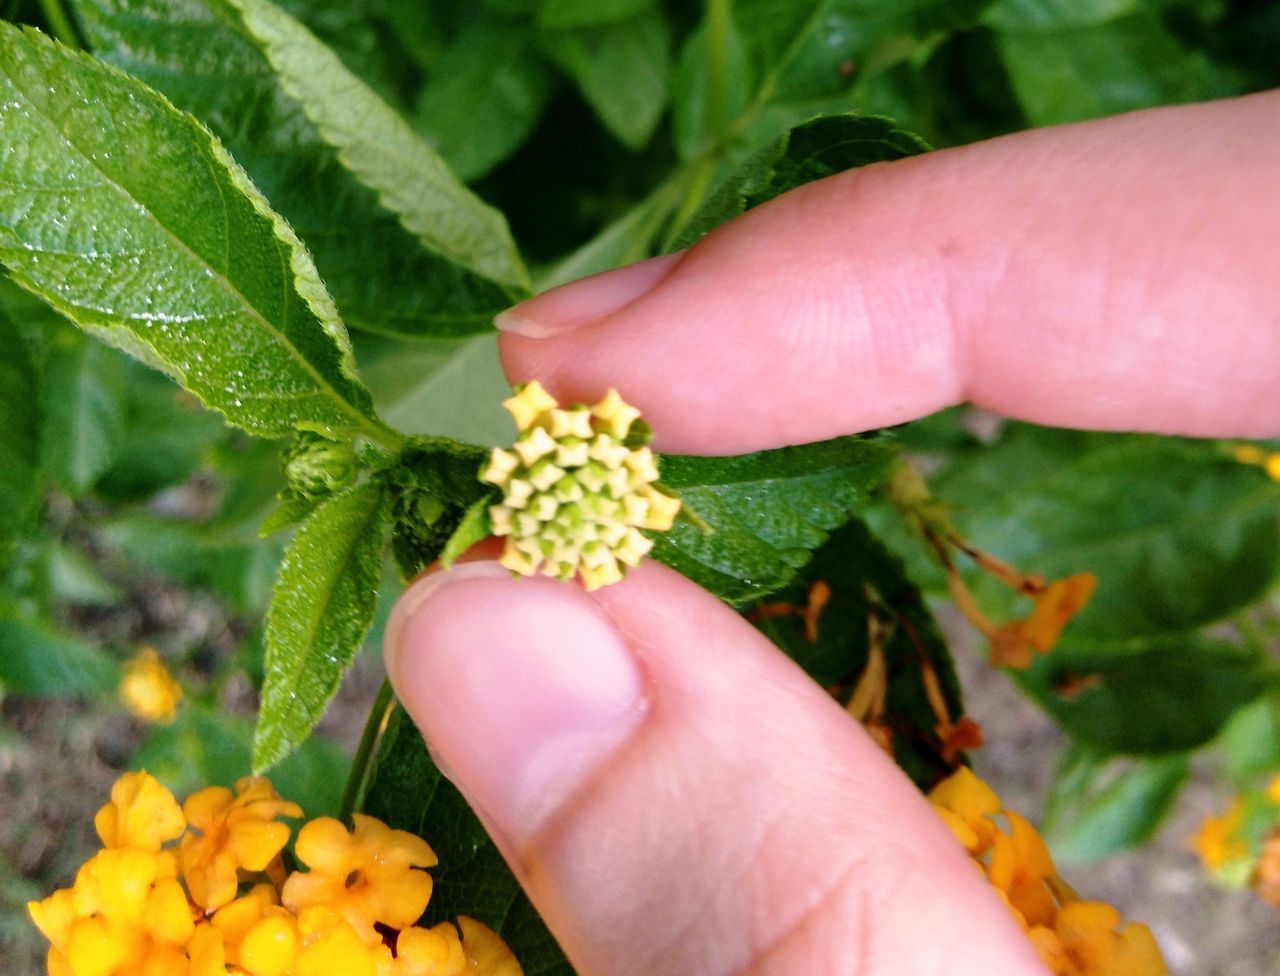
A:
[[384, 559, 1047, 976]]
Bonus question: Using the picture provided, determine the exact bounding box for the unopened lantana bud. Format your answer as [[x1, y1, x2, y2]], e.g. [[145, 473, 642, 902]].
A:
[[284, 432, 357, 498], [481, 382, 680, 591]]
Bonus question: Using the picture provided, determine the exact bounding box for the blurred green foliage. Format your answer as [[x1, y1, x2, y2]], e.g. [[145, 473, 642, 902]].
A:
[[1, 2, 1278, 961]]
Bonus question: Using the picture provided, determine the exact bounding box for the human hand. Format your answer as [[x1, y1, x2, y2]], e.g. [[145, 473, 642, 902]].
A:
[[384, 91, 1280, 976]]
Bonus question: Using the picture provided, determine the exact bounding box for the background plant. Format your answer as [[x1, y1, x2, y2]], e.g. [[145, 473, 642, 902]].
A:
[[2, 0, 1280, 973]]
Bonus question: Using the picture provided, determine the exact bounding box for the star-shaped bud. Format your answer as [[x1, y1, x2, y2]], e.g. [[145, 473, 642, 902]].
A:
[[481, 382, 681, 591]]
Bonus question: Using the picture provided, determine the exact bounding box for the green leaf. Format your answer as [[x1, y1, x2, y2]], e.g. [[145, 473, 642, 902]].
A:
[[358, 334, 513, 446], [652, 435, 896, 605], [1042, 747, 1188, 863], [255, 479, 391, 770], [0, 308, 41, 540], [73, 0, 513, 338], [672, 18, 752, 161], [361, 706, 572, 975], [414, 20, 552, 182], [440, 497, 493, 569], [1016, 634, 1272, 755], [995, 13, 1217, 125], [538, 0, 653, 29], [94, 359, 227, 502], [672, 113, 930, 248], [983, 0, 1141, 32], [134, 704, 349, 818], [0, 23, 385, 443], [40, 328, 125, 494], [229, 0, 529, 293], [935, 424, 1280, 639], [541, 10, 671, 149], [41, 542, 122, 607], [1218, 692, 1280, 790], [100, 514, 282, 613], [0, 604, 119, 695], [750, 518, 967, 788]]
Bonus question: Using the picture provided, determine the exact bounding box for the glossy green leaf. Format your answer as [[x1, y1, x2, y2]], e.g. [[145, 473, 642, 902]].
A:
[[542, 10, 671, 149], [254, 480, 391, 770], [751, 518, 967, 788], [0, 23, 385, 442], [230, 0, 528, 293], [1042, 747, 1189, 863], [135, 704, 349, 818], [72, 0, 513, 338], [0, 604, 119, 695], [652, 435, 896, 605], [0, 308, 41, 540], [996, 13, 1215, 125], [361, 706, 571, 975], [1016, 634, 1273, 754], [935, 425, 1280, 639], [673, 113, 929, 248], [414, 20, 552, 182]]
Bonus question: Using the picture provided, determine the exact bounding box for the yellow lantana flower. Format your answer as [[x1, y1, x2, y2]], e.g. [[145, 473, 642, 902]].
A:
[[1190, 798, 1249, 872], [481, 381, 680, 591], [927, 765, 1001, 856], [93, 770, 186, 853], [181, 776, 302, 912], [30, 771, 524, 976], [283, 814, 438, 940], [119, 647, 184, 725], [928, 767, 1167, 976]]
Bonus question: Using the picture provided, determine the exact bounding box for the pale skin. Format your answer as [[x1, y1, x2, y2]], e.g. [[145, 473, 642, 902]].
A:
[[383, 91, 1280, 975]]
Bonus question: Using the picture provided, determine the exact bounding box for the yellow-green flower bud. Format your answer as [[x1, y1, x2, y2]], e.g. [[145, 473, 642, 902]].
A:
[[482, 382, 681, 591], [284, 432, 357, 497]]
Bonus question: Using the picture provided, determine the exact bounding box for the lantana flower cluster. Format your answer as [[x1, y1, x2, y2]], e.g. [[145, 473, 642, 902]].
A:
[[929, 767, 1167, 975], [1190, 775, 1280, 906], [481, 381, 680, 591], [28, 771, 521, 976]]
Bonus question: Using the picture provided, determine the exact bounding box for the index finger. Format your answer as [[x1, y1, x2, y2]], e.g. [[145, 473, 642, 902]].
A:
[[498, 91, 1280, 454]]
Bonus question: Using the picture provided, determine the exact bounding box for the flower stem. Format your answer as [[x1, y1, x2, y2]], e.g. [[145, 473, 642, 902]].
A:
[[338, 679, 395, 822]]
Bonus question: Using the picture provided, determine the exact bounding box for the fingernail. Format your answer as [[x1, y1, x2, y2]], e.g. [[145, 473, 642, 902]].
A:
[[494, 251, 683, 339], [383, 562, 647, 838]]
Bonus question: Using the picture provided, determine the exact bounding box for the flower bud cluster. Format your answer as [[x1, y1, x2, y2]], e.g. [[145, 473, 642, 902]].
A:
[[481, 382, 680, 591], [929, 767, 1167, 975], [28, 771, 521, 976]]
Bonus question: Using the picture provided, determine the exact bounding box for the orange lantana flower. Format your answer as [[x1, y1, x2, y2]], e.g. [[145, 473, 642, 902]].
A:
[[181, 776, 302, 912], [282, 814, 437, 939]]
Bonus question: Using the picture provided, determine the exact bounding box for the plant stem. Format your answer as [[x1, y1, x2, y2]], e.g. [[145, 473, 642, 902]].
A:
[[338, 678, 395, 822], [704, 0, 733, 147], [37, 0, 81, 47]]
